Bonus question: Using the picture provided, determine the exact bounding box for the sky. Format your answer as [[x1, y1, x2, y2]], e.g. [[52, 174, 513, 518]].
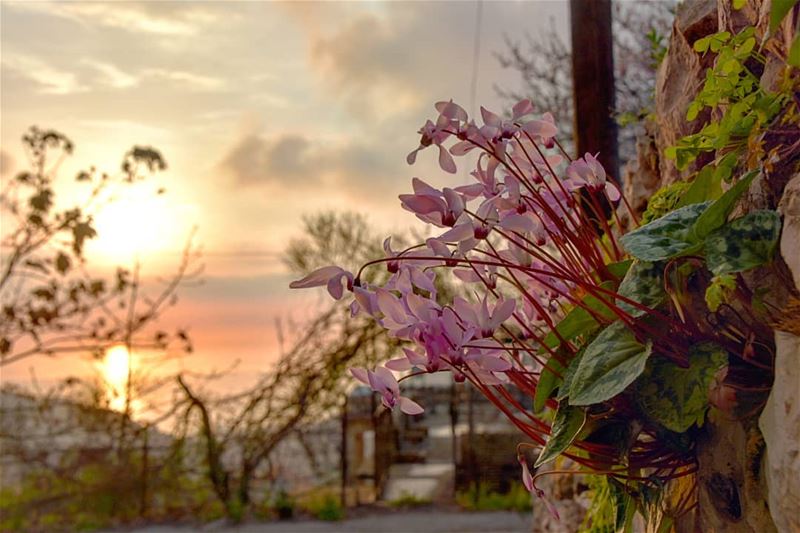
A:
[[0, 0, 569, 393]]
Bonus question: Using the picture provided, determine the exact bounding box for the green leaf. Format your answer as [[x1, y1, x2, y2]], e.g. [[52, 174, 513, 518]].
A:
[[606, 259, 633, 280], [616, 260, 666, 318], [637, 343, 727, 432], [619, 203, 710, 261], [568, 322, 653, 406], [534, 357, 564, 413], [770, 0, 799, 32], [677, 167, 722, 208], [609, 479, 636, 532], [556, 347, 585, 401], [705, 210, 781, 275], [691, 171, 757, 241], [704, 274, 737, 311], [789, 33, 800, 68], [535, 402, 586, 467], [732, 0, 746, 9], [693, 36, 711, 53], [539, 281, 617, 350]]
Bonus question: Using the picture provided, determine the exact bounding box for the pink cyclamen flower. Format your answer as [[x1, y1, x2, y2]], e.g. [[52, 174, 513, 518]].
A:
[[407, 102, 466, 174], [399, 178, 465, 227], [565, 153, 620, 202], [350, 366, 424, 415], [289, 266, 353, 300], [453, 295, 516, 338]]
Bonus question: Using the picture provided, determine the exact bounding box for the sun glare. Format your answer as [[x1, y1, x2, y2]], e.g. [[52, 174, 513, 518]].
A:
[[102, 345, 133, 411], [90, 185, 191, 264]]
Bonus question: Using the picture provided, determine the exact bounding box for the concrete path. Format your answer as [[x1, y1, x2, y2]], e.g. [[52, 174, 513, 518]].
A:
[[382, 463, 454, 503], [114, 509, 532, 533]]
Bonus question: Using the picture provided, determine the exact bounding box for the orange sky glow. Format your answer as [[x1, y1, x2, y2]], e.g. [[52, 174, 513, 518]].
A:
[[0, 1, 569, 394]]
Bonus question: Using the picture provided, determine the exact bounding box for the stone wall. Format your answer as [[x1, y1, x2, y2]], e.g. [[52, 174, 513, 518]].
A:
[[619, 1, 800, 530]]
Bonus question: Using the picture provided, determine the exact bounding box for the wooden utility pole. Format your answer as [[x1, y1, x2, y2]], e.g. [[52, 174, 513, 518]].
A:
[[570, 0, 619, 181], [340, 395, 348, 507]]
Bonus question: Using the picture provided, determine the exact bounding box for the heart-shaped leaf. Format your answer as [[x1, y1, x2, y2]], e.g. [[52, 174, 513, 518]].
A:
[[637, 343, 727, 432], [705, 210, 781, 275], [534, 356, 564, 414], [691, 170, 757, 241], [539, 281, 617, 352], [535, 402, 587, 467], [568, 322, 653, 406], [616, 260, 665, 317], [556, 347, 586, 402], [619, 203, 710, 262], [770, 0, 799, 32], [676, 166, 722, 208]]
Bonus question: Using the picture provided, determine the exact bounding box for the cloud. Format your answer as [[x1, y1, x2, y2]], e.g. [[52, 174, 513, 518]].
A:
[[142, 68, 226, 92], [1, 52, 86, 94], [8, 2, 216, 36], [311, 13, 424, 122], [82, 59, 139, 89], [218, 130, 403, 195]]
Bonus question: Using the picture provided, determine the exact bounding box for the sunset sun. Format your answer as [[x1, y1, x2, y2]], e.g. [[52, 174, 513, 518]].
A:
[[90, 185, 188, 264]]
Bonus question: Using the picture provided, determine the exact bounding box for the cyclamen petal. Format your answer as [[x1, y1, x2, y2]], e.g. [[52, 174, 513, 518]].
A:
[[522, 119, 558, 139], [438, 145, 457, 174], [604, 181, 621, 202], [435, 100, 468, 122], [399, 396, 424, 415], [407, 147, 421, 165], [373, 366, 399, 394], [289, 266, 347, 289], [412, 177, 441, 196], [491, 298, 516, 328], [476, 353, 512, 372], [399, 194, 445, 216], [450, 141, 475, 156], [404, 348, 428, 366], [480, 106, 502, 127], [438, 223, 473, 243], [376, 289, 408, 325], [385, 357, 412, 371], [512, 99, 534, 120], [499, 213, 538, 234], [350, 367, 370, 386], [327, 276, 346, 300], [536, 489, 561, 521], [518, 455, 534, 492]]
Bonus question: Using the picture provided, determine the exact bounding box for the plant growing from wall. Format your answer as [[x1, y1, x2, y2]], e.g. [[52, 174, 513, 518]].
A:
[[290, 16, 798, 528]]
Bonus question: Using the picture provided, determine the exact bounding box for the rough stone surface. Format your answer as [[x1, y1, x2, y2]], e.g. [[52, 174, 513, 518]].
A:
[[654, 0, 718, 185], [695, 417, 776, 533], [650, 2, 799, 531], [619, 122, 661, 231], [777, 175, 800, 290], [759, 174, 800, 533], [529, 461, 589, 533]]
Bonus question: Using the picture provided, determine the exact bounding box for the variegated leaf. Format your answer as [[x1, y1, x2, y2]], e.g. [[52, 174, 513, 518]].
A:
[[616, 260, 666, 317], [534, 356, 564, 414], [705, 210, 781, 275], [637, 343, 727, 433], [619, 202, 710, 262], [535, 402, 587, 467], [556, 347, 585, 402], [568, 322, 653, 406]]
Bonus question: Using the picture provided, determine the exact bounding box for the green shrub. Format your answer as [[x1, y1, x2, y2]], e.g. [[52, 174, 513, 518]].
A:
[[299, 489, 344, 521], [388, 491, 431, 508], [456, 483, 532, 512]]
